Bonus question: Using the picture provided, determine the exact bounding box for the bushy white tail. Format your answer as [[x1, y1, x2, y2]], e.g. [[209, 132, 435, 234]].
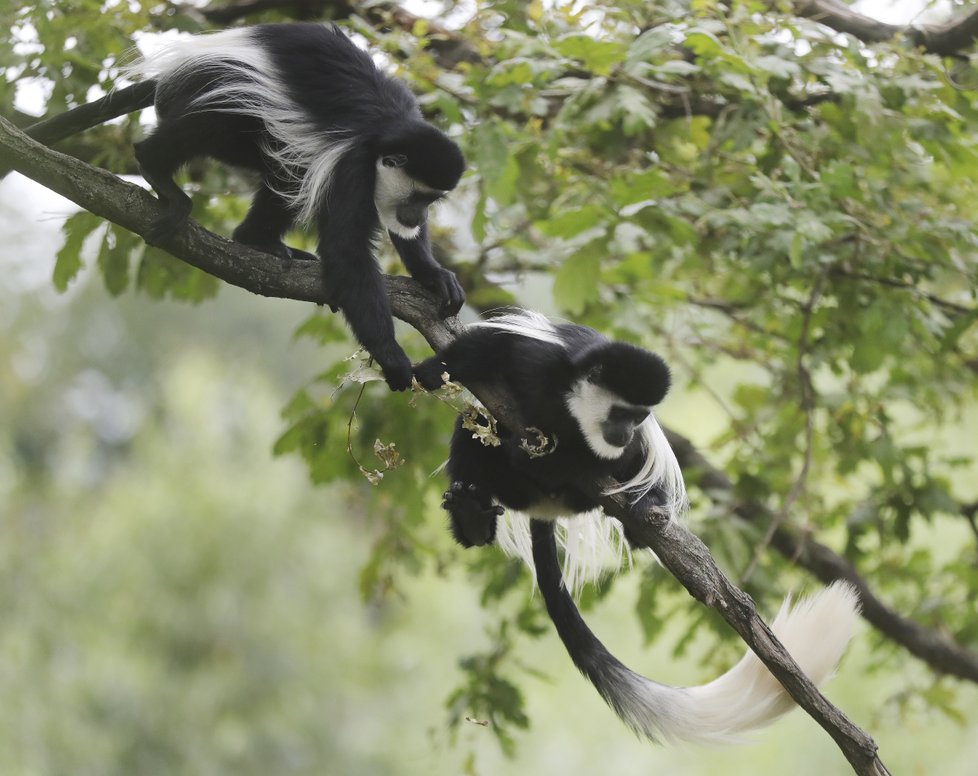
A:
[[530, 519, 859, 745], [614, 582, 860, 743]]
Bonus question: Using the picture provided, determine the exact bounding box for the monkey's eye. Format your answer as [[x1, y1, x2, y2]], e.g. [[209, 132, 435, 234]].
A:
[[382, 154, 408, 169]]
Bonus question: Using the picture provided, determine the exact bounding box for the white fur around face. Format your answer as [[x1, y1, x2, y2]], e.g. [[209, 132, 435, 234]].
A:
[[565, 379, 643, 460], [374, 161, 444, 239], [374, 163, 418, 237]]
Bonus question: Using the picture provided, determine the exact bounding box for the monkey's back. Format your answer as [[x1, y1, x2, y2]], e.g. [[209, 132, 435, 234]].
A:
[[137, 24, 420, 141], [255, 24, 422, 133]]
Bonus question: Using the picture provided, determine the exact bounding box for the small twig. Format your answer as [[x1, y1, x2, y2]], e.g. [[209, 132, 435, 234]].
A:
[[740, 275, 823, 583], [962, 500, 978, 554]]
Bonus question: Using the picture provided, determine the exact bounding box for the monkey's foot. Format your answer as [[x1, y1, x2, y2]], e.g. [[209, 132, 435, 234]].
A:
[[443, 482, 502, 547], [232, 234, 318, 265], [144, 204, 192, 246]]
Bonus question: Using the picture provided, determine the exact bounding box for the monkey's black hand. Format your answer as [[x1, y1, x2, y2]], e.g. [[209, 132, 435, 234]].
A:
[[415, 267, 465, 317], [413, 357, 449, 391], [442, 482, 503, 547], [380, 352, 414, 392]]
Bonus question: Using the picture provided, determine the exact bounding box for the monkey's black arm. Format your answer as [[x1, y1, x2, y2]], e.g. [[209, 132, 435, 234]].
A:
[[415, 326, 519, 390], [389, 221, 464, 315], [0, 115, 893, 775], [319, 153, 414, 390]]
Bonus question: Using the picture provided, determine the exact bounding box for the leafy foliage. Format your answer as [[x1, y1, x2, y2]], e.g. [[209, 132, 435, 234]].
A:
[[4, 0, 978, 768]]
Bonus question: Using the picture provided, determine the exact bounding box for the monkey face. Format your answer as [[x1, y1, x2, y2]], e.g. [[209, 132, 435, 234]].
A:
[[374, 157, 445, 239], [566, 378, 651, 460]]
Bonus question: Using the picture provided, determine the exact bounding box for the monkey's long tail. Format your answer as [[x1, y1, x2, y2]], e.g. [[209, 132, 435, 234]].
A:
[[2, 81, 157, 179], [529, 519, 859, 745]]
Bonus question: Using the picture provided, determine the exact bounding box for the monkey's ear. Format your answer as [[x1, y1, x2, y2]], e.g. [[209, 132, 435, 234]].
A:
[[381, 154, 408, 169]]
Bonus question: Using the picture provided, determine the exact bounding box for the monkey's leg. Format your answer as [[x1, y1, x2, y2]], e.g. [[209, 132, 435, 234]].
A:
[[442, 482, 503, 547], [389, 222, 464, 316], [442, 420, 543, 546], [133, 125, 196, 245], [232, 182, 318, 264]]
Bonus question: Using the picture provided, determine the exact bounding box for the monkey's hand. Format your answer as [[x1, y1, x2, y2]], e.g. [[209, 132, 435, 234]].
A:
[[443, 482, 502, 547], [414, 266, 464, 317], [413, 356, 450, 391], [379, 352, 414, 392]]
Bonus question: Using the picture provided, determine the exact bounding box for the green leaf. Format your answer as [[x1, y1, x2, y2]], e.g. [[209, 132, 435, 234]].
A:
[[789, 232, 804, 268], [472, 121, 520, 206], [536, 204, 608, 239], [615, 85, 657, 135], [719, 72, 757, 94], [97, 225, 132, 297], [652, 60, 701, 77], [821, 161, 856, 197], [137, 246, 220, 302], [54, 211, 102, 292], [555, 34, 626, 74], [682, 29, 724, 60], [293, 312, 347, 344], [610, 168, 675, 208], [553, 249, 601, 314], [754, 55, 801, 79], [626, 27, 673, 64]]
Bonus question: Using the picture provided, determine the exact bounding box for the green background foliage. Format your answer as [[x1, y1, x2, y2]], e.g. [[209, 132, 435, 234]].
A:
[[2, 0, 978, 773]]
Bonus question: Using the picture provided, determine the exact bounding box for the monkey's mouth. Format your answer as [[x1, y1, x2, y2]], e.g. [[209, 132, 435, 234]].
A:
[[395, 202, 426, 228], [600, 426, 632, 449]]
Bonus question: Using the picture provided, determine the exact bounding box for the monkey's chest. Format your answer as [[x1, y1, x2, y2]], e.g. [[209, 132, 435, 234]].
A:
[[519, 450, 607, 518], [526, 483, 600, 520]]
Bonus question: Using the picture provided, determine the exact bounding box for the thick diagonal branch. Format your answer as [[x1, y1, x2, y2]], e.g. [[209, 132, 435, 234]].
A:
[[0, 113, 897, 774]]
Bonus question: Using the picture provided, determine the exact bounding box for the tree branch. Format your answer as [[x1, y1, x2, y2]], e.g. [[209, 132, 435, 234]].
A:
[[199, 0, 481, 66], [792, 0, 978, 56], [667, 430, 978, 685], [0, 113, 893, 774]]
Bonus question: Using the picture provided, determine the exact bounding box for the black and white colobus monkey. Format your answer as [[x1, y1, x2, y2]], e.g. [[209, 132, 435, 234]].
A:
[[120, 23, 465, 390], [415, 310, 859, 744]]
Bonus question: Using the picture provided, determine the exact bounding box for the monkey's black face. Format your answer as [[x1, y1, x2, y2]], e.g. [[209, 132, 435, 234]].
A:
[[566, 379, 652, 460], [395, 190, 443, 229], [374, 157, 446, 239], [600, 405, 651, 449]]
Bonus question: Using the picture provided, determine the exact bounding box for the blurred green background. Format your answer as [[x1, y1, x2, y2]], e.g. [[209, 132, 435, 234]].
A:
[[4, 0, 978, 773], [2, 179, 976, 774]]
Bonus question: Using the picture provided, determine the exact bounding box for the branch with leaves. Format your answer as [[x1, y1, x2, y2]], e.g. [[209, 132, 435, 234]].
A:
[[0, 113, 905, 775]]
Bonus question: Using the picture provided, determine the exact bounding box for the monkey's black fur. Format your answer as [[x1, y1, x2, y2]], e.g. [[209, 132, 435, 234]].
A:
[[130, 24, 465, 389], [414, 316, 673, 547], [16, 24, 464, 389], [415, 313, 858, 745]]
